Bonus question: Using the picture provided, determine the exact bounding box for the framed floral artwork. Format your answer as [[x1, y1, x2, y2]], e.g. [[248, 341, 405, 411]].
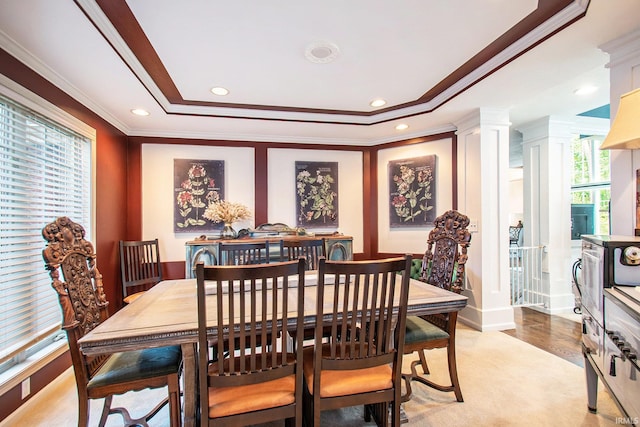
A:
[[389, 155, 436, 227], [295, 161, 338, 229], [174, 159, 224, 232]]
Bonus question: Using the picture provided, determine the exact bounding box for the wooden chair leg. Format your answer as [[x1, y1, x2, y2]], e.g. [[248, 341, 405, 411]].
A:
[[97, 395, 112, 427], [400, 373, 414, 403], [168, 374, 183, 427], [402, 342, 463, 403], [77, 390, 90, 427], [447, 339, 463, 402], [417, 349, 430, 375]]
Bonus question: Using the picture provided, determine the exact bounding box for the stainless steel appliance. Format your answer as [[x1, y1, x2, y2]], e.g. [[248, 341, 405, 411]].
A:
[[581, 235, 640, 423]]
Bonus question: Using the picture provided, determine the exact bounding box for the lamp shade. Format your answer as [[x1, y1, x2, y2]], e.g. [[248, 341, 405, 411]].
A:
[[600, 87, 640, 150]]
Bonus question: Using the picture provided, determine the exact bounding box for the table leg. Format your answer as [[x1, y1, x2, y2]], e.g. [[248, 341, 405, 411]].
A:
[[181, 343, 197, 427]]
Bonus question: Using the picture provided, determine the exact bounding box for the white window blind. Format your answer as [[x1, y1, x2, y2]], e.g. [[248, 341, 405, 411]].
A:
[[0, 92, 92, 371]]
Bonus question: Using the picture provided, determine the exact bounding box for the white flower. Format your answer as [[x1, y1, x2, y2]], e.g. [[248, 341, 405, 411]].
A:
[[203, 201, 252, 224]]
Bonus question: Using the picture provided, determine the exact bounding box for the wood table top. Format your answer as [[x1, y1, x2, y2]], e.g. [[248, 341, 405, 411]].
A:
[[79, 271, 467, 355]]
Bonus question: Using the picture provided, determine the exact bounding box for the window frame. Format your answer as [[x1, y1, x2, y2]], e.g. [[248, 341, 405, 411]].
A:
[[570, 134, 611, 237], [0, 74, 96, 392]]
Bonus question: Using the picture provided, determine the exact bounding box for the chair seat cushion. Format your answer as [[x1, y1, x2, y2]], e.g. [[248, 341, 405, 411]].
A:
[[123, 291, 145, 304], [207, 375, 296, 418], [87, 345, 181, 389], [302, 345, 392, 398], [405, 316, 449, 344]]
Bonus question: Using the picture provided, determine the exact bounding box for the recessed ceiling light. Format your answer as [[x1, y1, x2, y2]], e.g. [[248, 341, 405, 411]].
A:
[[211, 87, 229, 96], [395, 123, 409, 131], [370, 99, 386, 108], [130, 108, 150, 116], [574, 86, 597, 96]]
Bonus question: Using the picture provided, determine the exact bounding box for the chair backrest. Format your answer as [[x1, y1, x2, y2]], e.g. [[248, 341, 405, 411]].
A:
[[42, 217, 110, 387], [119, 239, 162, 300], [313, 255, 412, 391], [509, 220, 523, 246], [421, 210, 472, 294], [217, 240, 280, 265], [283, 238, 325, 270], [196, 259, 306, 422]]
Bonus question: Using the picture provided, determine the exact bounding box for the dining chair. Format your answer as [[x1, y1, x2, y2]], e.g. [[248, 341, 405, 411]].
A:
[[119, 238, 162, 304], [402, 209, 471, 403], [42, 217, 182, 427], [196, 258, 306, 427], [283, 238, 325, 270], [303, 255, 412, 427], [217, 240, 282, 265]]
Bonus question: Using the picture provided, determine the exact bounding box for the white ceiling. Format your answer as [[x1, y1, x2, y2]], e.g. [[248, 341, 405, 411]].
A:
[[1, 0, 639, 146]]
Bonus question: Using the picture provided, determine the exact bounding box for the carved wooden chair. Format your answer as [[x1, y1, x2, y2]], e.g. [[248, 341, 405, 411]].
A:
[[217, 240, 282, 265], [283, 238, 325, 270], [42, 217, 182, 427], [119, 239, 162, 304], [402, 209, 471, 403], [196, 258, 306, 427], [303, 255, 412, 426]]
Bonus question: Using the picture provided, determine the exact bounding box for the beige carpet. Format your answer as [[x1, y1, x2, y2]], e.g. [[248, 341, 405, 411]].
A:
[[1, 325, 622, 427]]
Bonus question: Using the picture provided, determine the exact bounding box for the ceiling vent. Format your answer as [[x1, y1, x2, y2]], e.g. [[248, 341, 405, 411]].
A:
[[305, 42, 340, 64]]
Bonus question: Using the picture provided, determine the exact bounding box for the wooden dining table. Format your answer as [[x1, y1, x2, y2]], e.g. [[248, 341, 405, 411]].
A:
[[79, 271, 467, 427]]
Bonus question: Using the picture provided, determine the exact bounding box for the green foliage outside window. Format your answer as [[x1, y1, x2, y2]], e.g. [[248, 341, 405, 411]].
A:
[[570, 135, 610, 235]]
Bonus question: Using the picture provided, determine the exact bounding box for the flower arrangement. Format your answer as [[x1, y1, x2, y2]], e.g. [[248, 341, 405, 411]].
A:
[[203, 200, 252, 225]]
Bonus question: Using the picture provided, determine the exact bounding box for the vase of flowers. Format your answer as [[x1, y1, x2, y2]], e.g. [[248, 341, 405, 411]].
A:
[[203, 200, 252, 239]]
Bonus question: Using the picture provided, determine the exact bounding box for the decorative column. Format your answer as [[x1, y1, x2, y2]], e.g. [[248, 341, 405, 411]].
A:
[[455, 108, 515, 331], [600, 28, 640, 235], [518, 116, 574, 314]]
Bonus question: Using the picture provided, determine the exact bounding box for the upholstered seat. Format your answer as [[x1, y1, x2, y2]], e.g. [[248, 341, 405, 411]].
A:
[[404, 316, 450, 345], [206, 376, 296, 419], [87, 346, 181, 389], [302, 346, 393, 398]]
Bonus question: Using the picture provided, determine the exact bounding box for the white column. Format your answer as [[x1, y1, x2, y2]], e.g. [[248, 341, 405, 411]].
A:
[[600, 28, 640, 235], [518, 117, 575, 314], [455, 108, 514, 331]]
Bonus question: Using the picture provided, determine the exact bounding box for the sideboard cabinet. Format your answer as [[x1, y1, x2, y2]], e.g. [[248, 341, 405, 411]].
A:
[[184, 235, 353, 278]]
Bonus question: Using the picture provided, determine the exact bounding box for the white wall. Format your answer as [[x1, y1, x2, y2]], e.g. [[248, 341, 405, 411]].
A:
[[376, 137, 453, 254], [267, 148, 364, 253], [142, 144, 255, 262], [508, 168, 524, 226]]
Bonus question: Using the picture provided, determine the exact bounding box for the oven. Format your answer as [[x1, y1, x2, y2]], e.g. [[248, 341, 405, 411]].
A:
[[581, 235, 640, 423], [604, 287, 640, 422]]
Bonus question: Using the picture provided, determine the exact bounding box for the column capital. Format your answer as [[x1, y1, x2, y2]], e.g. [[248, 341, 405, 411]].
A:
[[518, 115, 575, 144], [454, 108, 509, 135]]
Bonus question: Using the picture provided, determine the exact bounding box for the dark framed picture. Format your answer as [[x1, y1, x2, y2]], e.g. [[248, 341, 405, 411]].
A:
[[389, 155, 436, 227], [295, 161, 338, 229], [174, 159, 224, 232]]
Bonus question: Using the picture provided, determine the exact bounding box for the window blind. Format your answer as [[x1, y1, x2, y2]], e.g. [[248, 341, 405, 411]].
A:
[[0, 93, 92, 369]]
